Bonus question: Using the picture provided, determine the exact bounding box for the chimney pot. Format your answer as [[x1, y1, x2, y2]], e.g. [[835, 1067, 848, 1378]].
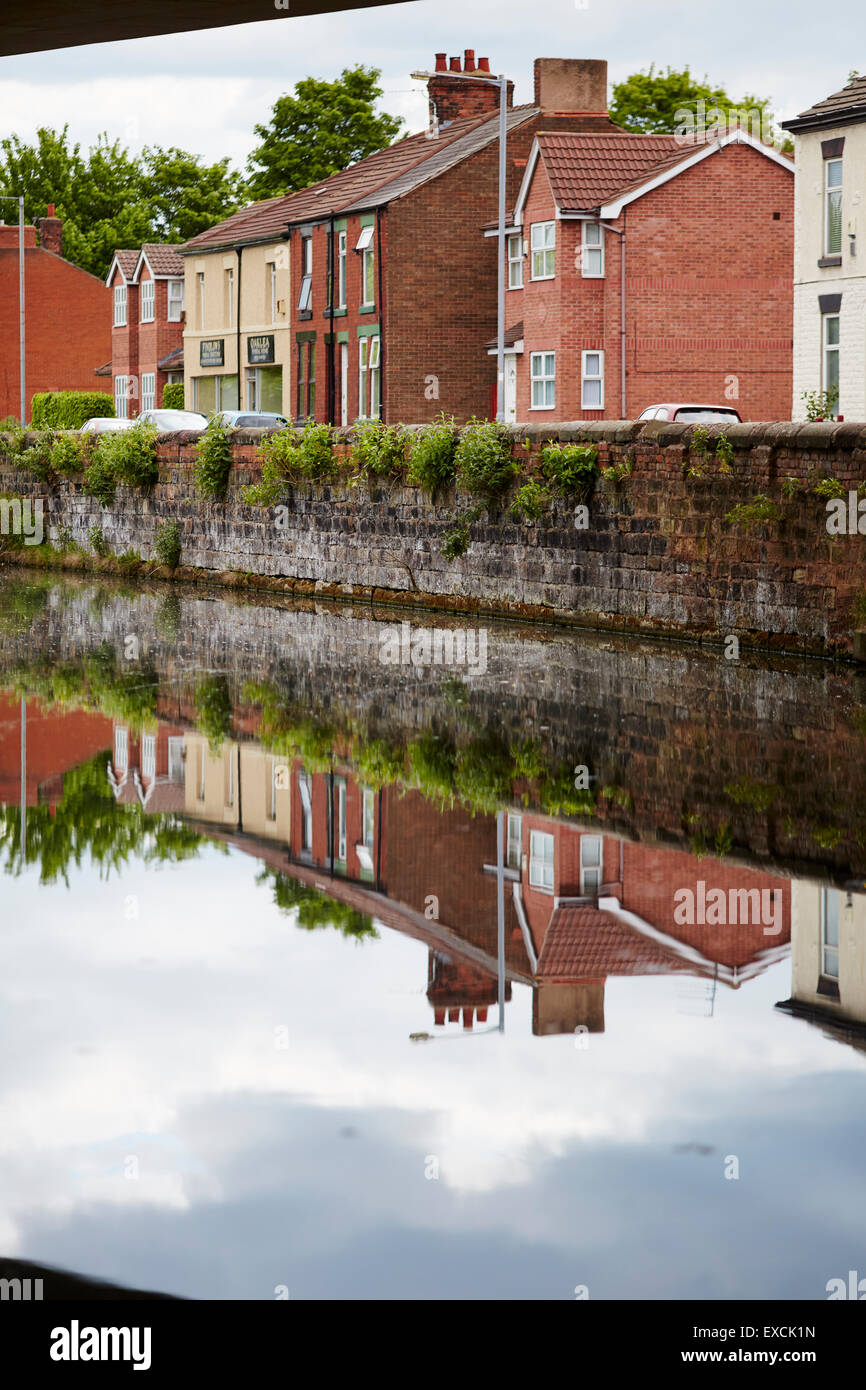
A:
[[434, 52, 447, 72], [478, 56, 491, 72], [464, 48, 476, 71], [449, 56, 461, 72], [46, 202, 55, 217]]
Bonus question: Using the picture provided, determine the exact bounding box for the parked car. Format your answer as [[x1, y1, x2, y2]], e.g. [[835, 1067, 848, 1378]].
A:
[[637, 403, 743, 423], [212, 411, 289, 429], [79, 416, 135, 434], [137, 409, 208, 432]]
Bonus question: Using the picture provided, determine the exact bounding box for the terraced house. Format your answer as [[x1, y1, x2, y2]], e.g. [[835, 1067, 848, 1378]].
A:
[[178, 51, 629, 425], [105, 244, 185, 417]]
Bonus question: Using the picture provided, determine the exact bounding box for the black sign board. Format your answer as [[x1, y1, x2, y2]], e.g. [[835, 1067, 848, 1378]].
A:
[[200, 339, 224, 367], [248, 334, 275, 364]]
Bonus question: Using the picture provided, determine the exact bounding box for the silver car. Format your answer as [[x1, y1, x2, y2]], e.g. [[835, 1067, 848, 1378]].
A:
[[137, 409, 208, 433], [213, 410, 289, 429], [79, 416, 136, 433]]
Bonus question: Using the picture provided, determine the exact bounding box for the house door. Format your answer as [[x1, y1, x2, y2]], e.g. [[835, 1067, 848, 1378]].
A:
[[504, 355, 517, 424], [340, 343, 348, 426]]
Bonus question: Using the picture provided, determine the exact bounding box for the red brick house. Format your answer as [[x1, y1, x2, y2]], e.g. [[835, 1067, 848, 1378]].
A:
[[496, 129, 794, 423], [0, 206, 110, 422], [105, 244, 185, 417], [179, 52, 627, 426]]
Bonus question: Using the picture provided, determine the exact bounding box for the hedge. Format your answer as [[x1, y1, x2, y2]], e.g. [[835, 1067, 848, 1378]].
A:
[[31, 392, 115, 430], [162, 382, 185, 410]]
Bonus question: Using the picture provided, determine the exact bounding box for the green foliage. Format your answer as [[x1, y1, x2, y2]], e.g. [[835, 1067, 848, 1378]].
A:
[[601, 456, 634, 486], [31, 391, 114, 430], [354, 737, 405, 788], [154, 518, 182, 568], [441, 520, 470, 561], [781, 475, 804, 499], [351, 420, 406, 479], [407, 413, 458, 496], [724, 494, 783, 530], [117, 549, 143, 572], [724, 776, 779, 812], [686, 426, 734, 477], [162, 382, 185, 411], [260, 869, 378, 940], [539, 441, 599, 498], [245, 423, 335, 505], [814, 476, 846, 499], [0, 577, 49, 634], [155, 593, 182, 643], [510, 478, 551, 522], [852, 590, 866, 626], [540, 769, 596, 818], [801, 387, 839, 421], [4, 427, 55, 481], [195, 419, 234, 500], [407, 731, 456, 808], [454, 417, 516, 499], [84, 422, 159, 503], [246, 65, 404, 199], [608, 63, 790, 150], [83, 453, 117, 507], [88, 524, 111, 557], [49, 433, 88, 476], [453, 734, 513, 816], [195, 675, 234, 751], [812, 825, 844, 850]]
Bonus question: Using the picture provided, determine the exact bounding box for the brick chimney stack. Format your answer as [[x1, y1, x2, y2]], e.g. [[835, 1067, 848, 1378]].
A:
[[533, 58, 608, 114], [427, 50, 514, 125], [37, 203, 63, 257]]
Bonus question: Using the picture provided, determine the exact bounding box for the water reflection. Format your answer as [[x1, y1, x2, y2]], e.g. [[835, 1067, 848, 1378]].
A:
[[2, 574, 866, 1299]]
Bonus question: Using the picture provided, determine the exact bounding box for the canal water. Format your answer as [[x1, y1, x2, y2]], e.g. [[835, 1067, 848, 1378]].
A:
[[1, 572, 865, 1300]]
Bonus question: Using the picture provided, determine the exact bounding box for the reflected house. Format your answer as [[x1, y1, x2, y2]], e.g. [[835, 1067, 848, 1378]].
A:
[[0, 694, 114, 808], [777, 884, 866, 1051], [108, 721, 186, 813], [181, 733, 291, 843]]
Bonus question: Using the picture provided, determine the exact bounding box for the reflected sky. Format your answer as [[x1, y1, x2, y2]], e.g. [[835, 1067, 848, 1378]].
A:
[[2, 845, 865, 1300]]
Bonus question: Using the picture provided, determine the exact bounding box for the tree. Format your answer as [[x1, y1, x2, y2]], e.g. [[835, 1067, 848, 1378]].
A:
[[140, 145, 245, 244], [246, 64, 404, 200], [609, 64, 792, 151]]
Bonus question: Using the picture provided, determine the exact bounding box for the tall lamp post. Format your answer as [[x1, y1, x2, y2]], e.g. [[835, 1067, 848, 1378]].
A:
[[411, 65, 508, 422], [0, 195, 26, 425]]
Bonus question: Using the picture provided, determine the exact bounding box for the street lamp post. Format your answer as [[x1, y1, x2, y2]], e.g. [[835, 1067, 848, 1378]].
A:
[[0, 195, 26, 425], [411, 67, 508, 422]]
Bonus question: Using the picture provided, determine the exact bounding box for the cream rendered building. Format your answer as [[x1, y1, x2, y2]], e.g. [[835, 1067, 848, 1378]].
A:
[[782, 881, 866, 1037], [784, 77, 866, 421], [184, 734, 292, 843], [181, 241, 292, 416]]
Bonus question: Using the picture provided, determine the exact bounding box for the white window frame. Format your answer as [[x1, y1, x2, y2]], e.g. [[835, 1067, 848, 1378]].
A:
[[269, 261, 277, 323], [167, 278, 184, 322], [530, 221, 555, 280], [337, 230, 347, 308], [114, 726, 128, 772], [506, 812, 522, 870], [530, 351, 555, 410], [821, 888, 840, 979], [197, 272, 205, 330], [824, 158, 843, 257], [114, 375, 128, 419], [268, 757, 278, 822], [298, 235, 313, 312], [358, 336, 369, 419], [581, 349, 605, 410], [113, 283, 127, 327], [368, 334, 381, 419], [141, 733, 156, 781], [579, 835, 603, 896], [361, 243, 375, 307], [822, 312, 840, 408], [529, 830, 554, 892], [225, 267, 234, 329], [507, 232, 523, 289], [335, 778, 347, 864], [141, 372, 156, 413], [168, 737, 184, 782], [581, 220, 605, 277], [299, 771, 313, 855], [140, 278, 155, 323]]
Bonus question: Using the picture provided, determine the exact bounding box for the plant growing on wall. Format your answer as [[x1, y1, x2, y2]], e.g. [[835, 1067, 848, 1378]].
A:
[[724, 494, 783, 530], [49, 433, 89, 477], [154, 518, 182, 568], [194, 674, 233, 751], [801, 388, 839, 422], [83, 455, 118, 507], [195, 419, 234, 500], [538, 440, 599, 499], [510, 478, 551, 522], [97, 422, 159, 489], [407, 413, 458, 497], [351, 420, 407, 480], [454, 417, 517, 499]]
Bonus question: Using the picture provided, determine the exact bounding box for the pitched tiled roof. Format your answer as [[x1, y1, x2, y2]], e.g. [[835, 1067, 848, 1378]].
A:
[[158, 347, 184, 369], [485, 321, 523, 349], [94, 361, 112, 376], [535, 131, 692, 211], [782, 75, 866, 131], [180, 107, 539, 254], [538, 905, 695, 980], [140, 244, 184, 276], [112, 249, 139, 281]]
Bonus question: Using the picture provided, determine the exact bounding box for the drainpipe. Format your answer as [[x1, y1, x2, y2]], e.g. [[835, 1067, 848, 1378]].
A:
[[376, 206, 385, 422], [327, 212, 336, 425], [235, 245, 243, 409], [595, 215, 627, 418]]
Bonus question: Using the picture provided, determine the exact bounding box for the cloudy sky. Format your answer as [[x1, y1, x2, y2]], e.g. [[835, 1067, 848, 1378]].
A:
[[0, 0, 860, 174]]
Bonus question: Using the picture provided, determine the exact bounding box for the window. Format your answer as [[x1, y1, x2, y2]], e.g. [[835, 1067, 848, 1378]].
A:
[[356, 224, 375, 306], [141, 734, 156, 781], [298, 236, 312, 312], [825, 158, 843, 256], [581, 221, 604, 277], [296, 340, 315, 419], [198, 746, 206, 801], [197, 272, 205, 330], [337, 230, 347, 308], [358, 786, 375, 881], [299, 771, 313, 856], [358, 335, 381, 419], [579, 836, 602, 896], [530, 351, 555, 409], [530, 221, 555, 279], [581, 350, 604, 410], [225, 267, 234, 328], [114, 726, 128, 772], [140, 278, 155, 322], [114, 375, 128, 419], [823, 313, 840, 408], [821, 889, 840, 979], [269, 261, 277, 323], [141, 372, 156, 413], [529, 830, 554, 892], [113, 283, 127, 326], [506, 813, 522, 870], [334, 778, 347, 865], [168, 737, 184, 782], [167, 279, 184, 322], [268, 758, 278, 822], [507, 232, 523, 289], [224, 747, 234, 809]]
